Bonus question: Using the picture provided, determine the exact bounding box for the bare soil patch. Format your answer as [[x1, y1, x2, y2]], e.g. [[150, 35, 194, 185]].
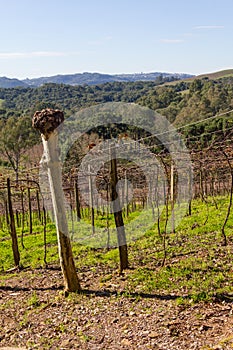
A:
[[0, 267, 233, 349]]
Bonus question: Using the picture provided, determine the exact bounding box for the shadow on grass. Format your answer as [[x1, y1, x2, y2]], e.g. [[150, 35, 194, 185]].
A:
[[1, 265, 232, 303], [79, 290, 233, 303], [0, 285, 63, 292], [1, 284, 232, 303], [1, 283, 232, 303], [80, 288, 182, 300], [0, 284, 185, 301]]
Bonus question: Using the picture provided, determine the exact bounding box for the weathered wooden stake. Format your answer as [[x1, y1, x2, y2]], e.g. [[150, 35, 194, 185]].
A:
[[88, 164, 95, 235], [170, 162, 175, 233], [125, 171, 129, 217], [4, 198, 9, 227], [188, 167, 192, 216], [74, 178, 81, 221], [20, 189, 25, 249], [27, 184, 33, 234], [109, 144, 128, 272], [106, 183, 110, 250], [7, 178, 20, 267], [32, 108, 81, 292], [36, 190, 41, 222], [43, 205, 47, 267]]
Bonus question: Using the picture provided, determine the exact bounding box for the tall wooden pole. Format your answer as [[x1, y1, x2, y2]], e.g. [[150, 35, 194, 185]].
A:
[[88, 164, 95, 235], [36, 190, 41, 222], [188, 167, 192, 216], [170, 162, 175, 233], [109, 144, 128, 272], [27, 184, 32, 234], [74, 178, 81, 221], [125, 171, 129, 217], [32, 109, 81, 292], [20, 189, 25, 249], [7, 178, 20, 267]]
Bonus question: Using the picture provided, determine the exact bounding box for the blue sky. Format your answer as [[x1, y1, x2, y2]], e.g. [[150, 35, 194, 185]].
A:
[[0, 0, 233, 78]]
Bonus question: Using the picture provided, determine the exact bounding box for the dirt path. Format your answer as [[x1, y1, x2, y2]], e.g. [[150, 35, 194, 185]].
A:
[[0, 267, 233, 349]]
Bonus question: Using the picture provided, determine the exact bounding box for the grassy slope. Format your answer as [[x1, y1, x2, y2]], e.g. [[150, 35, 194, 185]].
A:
[[1, 196, 233, 349], [164, 68, 233, 86], [1, 195, 233, 301], [196, 69, 233, 80]]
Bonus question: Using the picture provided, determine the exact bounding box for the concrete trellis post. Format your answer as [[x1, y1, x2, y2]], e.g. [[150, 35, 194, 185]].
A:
[[32, 108, 81, 292]]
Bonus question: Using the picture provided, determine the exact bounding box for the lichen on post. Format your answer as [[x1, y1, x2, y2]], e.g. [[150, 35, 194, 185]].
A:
[[32, 108, 64, 141], [32, 108, 81, 292]]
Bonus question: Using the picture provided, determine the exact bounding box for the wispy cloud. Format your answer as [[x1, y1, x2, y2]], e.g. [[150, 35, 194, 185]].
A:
[[194, 25, 224, 30], [159, 39, 184, 44], [88, 36, 112, 46], [159, 25, 224, 46], [0, 51, 69, 59], [183, 32, 193, 37]]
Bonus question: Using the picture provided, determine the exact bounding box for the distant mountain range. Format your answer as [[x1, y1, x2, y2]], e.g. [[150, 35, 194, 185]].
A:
[[0, 71, 194, 88]]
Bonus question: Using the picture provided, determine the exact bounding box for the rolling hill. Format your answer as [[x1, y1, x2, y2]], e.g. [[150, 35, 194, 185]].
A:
[[164, 69, 233, 86], [196, 69, 233, 80], [0, 77, 28, 88], [0, 71, 193, 88]]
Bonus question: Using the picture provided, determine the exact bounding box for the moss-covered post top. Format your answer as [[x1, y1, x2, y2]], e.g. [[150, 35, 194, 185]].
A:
[[32, 108, 64, 140]]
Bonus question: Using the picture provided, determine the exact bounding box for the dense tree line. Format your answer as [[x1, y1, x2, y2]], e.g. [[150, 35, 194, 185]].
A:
[[138, 77, 233, 124], [0, 76, 174, 114], [0, 76, 232, 160]]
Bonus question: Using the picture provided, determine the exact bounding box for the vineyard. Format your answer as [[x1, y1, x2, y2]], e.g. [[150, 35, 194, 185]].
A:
[[1, 78, 233, 348], [0, 104, 232, 268]]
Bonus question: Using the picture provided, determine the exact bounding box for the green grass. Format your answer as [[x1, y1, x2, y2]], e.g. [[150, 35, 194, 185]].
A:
[[126, 195, 233, 300], [1, 195, 233, 301]]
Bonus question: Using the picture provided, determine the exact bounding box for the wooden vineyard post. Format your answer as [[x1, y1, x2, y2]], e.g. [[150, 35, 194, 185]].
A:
[[170, 162, 175, 234], [15, 210, 20, 228], [74, 178, 81, 221], [20, 188, 25, 249], [7, 178, 20, 267], [88, 164, 95, 235], [109, 144, 128, 272], [155, 167, 161, 238], [27, 181, 33, 234], [125, 171, 129, 217], [32, 108, 81, 292], [36, 190, 41, 222], [43, 205, 47, 267], [69, 190, 74, 240], [188, 167, 192, 216], [4, 197, 9, 227], [106, 183, 110, 250]]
